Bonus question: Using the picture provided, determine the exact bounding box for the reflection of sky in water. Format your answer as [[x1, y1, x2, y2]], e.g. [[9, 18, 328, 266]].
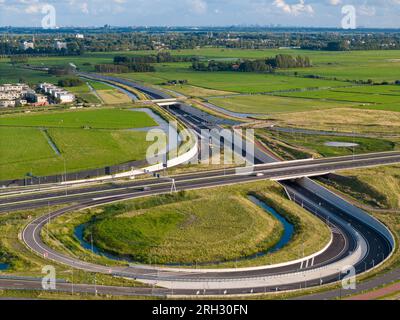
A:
[[324, 142, 359, 147], [0, 263, 9, 271], [73, 196, 295, 267], [130, 108, 181, 152]]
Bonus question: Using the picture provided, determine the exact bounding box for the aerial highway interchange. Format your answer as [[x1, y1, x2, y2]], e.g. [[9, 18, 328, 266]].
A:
[[0, 74, 398, 299]]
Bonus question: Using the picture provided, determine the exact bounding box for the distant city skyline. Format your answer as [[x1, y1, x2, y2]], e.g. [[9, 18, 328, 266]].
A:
[[0, 0, 399, 28]]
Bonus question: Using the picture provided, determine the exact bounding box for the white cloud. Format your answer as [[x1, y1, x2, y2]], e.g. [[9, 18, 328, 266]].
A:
[[79, 2, 89, 14], [187, 0, 208, 14], [327, 0, 342, 5], [358, 4, 377, 16], [25, 3, 42, 14], [273, 0, 314, 15]]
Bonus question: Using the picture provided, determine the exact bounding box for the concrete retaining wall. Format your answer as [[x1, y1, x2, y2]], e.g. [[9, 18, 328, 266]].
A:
[[298, 177, 395, 249]]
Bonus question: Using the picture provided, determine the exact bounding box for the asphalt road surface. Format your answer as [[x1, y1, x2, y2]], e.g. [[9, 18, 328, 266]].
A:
[[0, 73, 397, 299]]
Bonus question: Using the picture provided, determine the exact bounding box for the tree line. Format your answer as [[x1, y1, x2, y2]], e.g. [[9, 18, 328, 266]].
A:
[[192, 54, 312, 73], [58, 78, 84, 87]]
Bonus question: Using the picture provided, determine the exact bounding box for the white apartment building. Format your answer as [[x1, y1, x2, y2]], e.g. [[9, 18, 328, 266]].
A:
[[0, 83, 29, 92], [39, 83, 75, 104], [0, 100, 16, 108], [20, 41, 35, 51], [54, 41, 68, 50]]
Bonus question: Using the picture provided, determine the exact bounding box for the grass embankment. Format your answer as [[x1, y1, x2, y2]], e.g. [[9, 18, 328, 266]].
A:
[[310, 166, 400, 300], [0, 206, 145, 289], [45, 181, 331, 268], [255, 129, 396, 160], [0, 109, 157, 180], [319, 166, 400, 210]]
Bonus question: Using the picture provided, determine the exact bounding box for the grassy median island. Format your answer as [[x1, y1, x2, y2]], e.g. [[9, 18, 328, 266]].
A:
[[0, 108, 158, 180], [255, 129, 396, 160], [45, 181, 331, 268]]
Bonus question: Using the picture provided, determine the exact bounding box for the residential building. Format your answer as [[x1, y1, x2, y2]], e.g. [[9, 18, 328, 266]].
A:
[[39, 83, 75, 104], [54, 41, 68, 50], [20, 41, 35, 51], [0, 100, 16, 108]]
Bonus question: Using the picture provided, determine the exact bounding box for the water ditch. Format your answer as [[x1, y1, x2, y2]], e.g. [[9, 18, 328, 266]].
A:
[[73, 195, 294, 267]]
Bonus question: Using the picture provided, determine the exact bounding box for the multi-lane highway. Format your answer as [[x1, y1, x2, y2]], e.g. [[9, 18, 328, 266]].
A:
[[2, 151, 400, 213], [0, 72, 398, 298]]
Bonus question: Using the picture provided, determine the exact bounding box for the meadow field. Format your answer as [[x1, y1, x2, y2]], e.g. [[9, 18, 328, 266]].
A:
[[119, 65, 351, 94], [2, 48, 400, 113], [271, 108, 400, 134], [2, 47, 400, 180], [0, 109, 156, 180], [279, 88, 400, 104], [0, 108, 156, 129], [208, 94, 358, 114]]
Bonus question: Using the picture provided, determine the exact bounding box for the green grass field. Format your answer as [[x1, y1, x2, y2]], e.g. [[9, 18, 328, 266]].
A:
[[0, 108, 156, 129], [88, 190, 281, 264], [279, 88, 400, 105], [271, 107, 400, 134], [321, 165, 400, 210], [119, 68, 350, 94], [3, 48, 400, 111], [258, 130, 396, 158], [46, 182, 331, 268], [66, 83, 102, 104], [0, 63, 60, 85], [0, 109, 156, 180], [208, 94, 358, 114]]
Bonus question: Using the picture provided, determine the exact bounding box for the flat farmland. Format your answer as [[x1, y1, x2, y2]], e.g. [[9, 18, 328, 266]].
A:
[[333, 85, 400, 95], [67, 83, 102, 104], [272, 108, 400, 134], [120, 69, 350, 94], [0, 108, 157, 129], [0, 109, 156, 180], [208, 94, 358, 114], [0, 62, 60, 85], [96, 89, 132, 104], [279, 88, 400, 105]]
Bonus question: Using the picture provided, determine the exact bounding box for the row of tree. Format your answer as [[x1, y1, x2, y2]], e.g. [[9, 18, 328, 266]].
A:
[[95, 62, 155, 73], [192, 54, 312, 73], [58, 78, 84, 87], [48, 66, 75, 76], [3, 31, 400, 55], [114, 52, 193, 64], [94, 64, 130, 73]]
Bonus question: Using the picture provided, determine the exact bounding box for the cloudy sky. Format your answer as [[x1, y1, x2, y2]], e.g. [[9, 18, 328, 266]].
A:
[[0, 0, 399, 28]]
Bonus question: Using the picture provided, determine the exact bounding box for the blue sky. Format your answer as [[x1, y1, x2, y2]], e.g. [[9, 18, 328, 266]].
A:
[[0, 0, 399, 28]]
